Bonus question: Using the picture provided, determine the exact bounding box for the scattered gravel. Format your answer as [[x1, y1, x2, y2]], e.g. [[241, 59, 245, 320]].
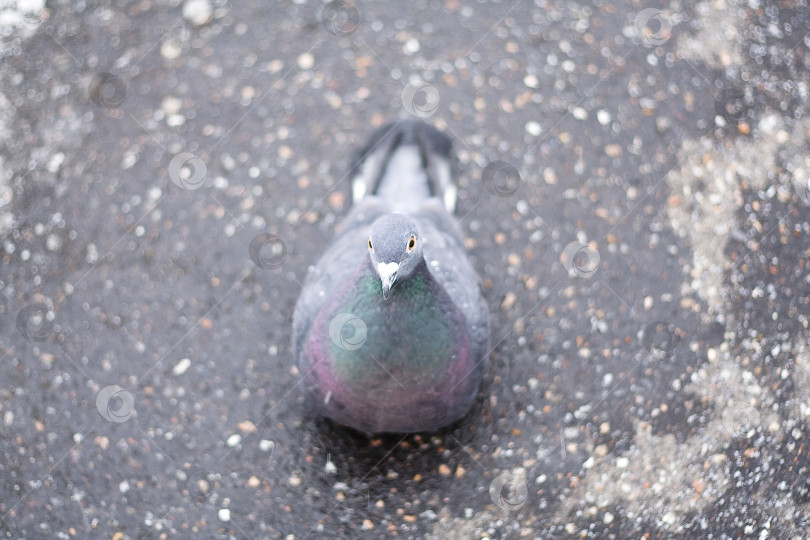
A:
[[1, 0, 807, 538]]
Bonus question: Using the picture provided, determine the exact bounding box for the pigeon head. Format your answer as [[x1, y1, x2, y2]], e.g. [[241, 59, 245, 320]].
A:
[[367, 214, 423, 299]]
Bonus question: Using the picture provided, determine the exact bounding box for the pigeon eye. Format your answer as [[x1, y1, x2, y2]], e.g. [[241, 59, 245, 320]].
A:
[[368, 238, 373, 250], [407, 236, 416, 250]]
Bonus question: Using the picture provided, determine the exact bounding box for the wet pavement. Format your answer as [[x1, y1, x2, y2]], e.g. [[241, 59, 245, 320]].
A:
[[1, 0, 809, 538]]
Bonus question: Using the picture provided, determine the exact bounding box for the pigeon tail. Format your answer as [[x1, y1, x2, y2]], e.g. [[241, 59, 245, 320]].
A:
[[350, 120, 457, 214]]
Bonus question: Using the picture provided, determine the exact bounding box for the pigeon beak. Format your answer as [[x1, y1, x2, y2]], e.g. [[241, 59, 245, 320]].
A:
[[377, 262, 399, 300]]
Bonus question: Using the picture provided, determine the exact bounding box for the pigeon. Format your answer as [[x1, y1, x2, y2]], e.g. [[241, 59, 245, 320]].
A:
[[292, 119, 490, 433]]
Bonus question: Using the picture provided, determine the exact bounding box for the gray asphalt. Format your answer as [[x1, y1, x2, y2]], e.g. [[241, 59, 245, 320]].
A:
[[1, 0, 809, 538]]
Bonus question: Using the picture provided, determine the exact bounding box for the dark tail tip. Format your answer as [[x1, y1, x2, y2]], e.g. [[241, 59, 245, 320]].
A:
[[349, 120, 456, 209]]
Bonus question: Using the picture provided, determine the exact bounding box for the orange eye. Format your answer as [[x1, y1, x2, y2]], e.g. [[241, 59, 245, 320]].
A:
[[368, 238, 373, 250], [407, 236, 416, 250]]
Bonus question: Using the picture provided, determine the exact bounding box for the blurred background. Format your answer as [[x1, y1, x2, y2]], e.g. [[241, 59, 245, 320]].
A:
[[1, 0, 809, 538]]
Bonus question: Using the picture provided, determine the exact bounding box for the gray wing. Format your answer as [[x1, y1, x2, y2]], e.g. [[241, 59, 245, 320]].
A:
[[416, 198, 491, 365], [292, 197, 387, 356]]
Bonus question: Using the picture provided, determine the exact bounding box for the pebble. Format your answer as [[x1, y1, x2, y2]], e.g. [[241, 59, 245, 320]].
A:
[[161, 40, 182, 59], [172, 358, 191, 375], [266, 59, 284, 73], [501, 292, 517, 310], [237, 420, 257, 433], [218, 508, 231, 522], [183, 0, 212, 26], [47, 152, 64, 173], [525, 121, 542, 136], [655, 116, 672, 133], [226, 434, 242, 447], [328, 191, 345, 210], [95, 435, 109, 450], [297, 52, 314, 70], [46, 234, 61, 251], [535, 474, 547, 484], [403, 37, 420, 54], [161, 96, 182, 116]]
